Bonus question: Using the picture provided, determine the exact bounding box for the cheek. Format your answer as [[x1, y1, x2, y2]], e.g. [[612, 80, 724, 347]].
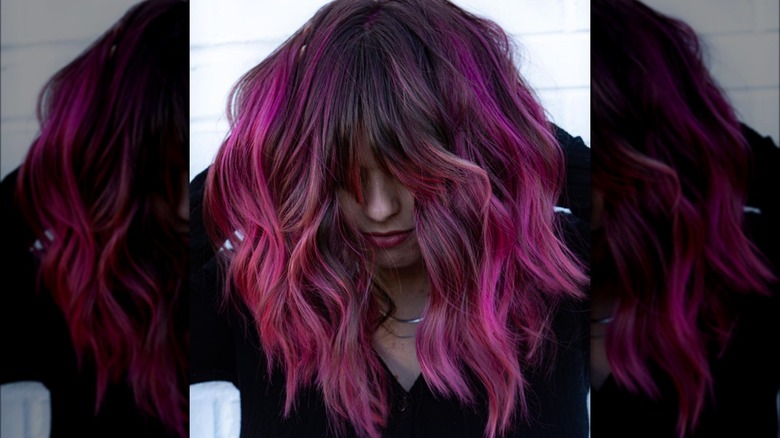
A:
[[399, 189, 416, 223], [336, 190, 362, 224]]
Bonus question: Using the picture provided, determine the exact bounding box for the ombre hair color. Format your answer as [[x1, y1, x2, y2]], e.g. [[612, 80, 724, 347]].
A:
[[15, 1, 188, 435], [205, 0, 585, 436], [592, 1, 775, 436]]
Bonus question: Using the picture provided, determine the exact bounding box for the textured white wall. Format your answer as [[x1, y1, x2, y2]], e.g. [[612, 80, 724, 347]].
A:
[[641, 0, 780, 142], [190, 0, 591, 180], [0, 0, 143, 180]]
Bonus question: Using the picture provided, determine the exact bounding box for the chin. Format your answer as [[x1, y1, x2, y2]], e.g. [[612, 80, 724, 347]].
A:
[[373, 247, 423, 270]]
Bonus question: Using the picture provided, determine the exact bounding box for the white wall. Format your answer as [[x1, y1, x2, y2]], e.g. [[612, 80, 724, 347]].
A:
[[190, 0, 591, 180], [642, 0, 780, 142]]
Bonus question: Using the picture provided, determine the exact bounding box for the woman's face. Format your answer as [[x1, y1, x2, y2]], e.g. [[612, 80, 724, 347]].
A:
[[337, 153, 422, 270]]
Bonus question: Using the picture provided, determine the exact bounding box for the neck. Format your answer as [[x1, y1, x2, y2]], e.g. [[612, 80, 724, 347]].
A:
[[376, 262, 429, 320]]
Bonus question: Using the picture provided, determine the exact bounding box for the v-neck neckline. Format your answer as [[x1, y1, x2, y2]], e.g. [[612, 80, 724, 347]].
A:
[[376, 353, 425, 396]]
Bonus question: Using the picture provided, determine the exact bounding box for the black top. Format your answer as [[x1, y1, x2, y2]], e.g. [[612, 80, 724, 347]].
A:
[[0, 169, 180, 438], [190, 126, 591, 437], [590, 126, 780, 438]]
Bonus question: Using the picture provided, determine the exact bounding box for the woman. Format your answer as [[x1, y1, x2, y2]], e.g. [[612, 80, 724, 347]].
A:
[[590, 1, 779, 437], [191, 0, 590, 436], [0, 1, 189, 436]]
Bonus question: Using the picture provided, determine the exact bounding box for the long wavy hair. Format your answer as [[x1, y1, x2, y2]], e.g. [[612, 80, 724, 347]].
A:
[[15, 1, 188, 435], [592, 1, 775, 436], [205, 0, 585, 436]]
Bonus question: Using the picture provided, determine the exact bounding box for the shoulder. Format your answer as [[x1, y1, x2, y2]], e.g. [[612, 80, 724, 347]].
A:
[[1, 168, 18, 197], [552, 124, 591, 224], [743, 124, 779, 211], [1, 168, 76, 386], [1, 168, 37, 266], [2, 168, 31, 240], [740, 125, 780, 278], [552, 125, 591, 266], [190, 166, 210, 205], [553, 124, 590, 172], [190, 166, 213, 275]]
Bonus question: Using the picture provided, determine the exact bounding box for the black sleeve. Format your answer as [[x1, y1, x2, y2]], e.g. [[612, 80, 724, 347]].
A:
[[189, 167, 238, 385], [551, 125, 590, 267], [742, 124, 780, 273], [1, 169, 37, 384], [2, 169, 174, 436], [0, 169, 53, 386], [521, 296, 590, 438], [554, 125, 591, 225]]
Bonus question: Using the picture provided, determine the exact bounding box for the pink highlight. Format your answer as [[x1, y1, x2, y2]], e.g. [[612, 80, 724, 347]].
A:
[[15, 1, 188, 436], [205, 1, 585, 437]]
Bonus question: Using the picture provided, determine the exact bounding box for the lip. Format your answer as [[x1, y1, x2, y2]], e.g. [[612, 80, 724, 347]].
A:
[[362, 229, 413, 249]]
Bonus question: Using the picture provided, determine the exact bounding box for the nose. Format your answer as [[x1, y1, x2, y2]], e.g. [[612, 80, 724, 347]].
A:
[[362, 171, 400, 223]]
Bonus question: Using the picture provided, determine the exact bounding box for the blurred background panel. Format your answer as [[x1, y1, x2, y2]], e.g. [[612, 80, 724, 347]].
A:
[[1, 2, 148, 436]]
